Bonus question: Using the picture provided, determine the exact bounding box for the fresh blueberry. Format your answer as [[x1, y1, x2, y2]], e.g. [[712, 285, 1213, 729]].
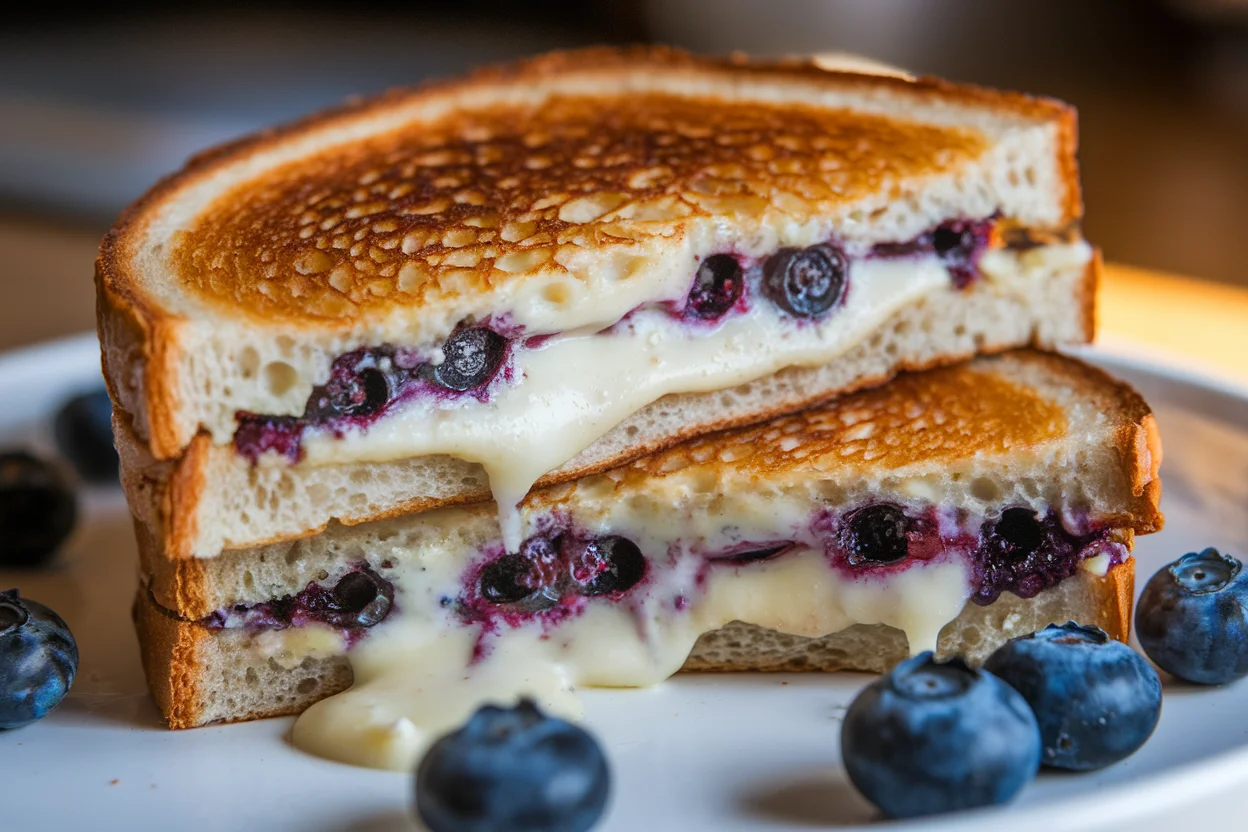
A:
[[841, 504, 908, 566], [566, 536, 645, 596], [1136, 548, 1248, 685], [428, 328, 507, 392], [54, 389, 119, 483], [0, 589, 78, 729], [0, 452, 77, 568], [760, 243, 848, 318], [984, 622, 1161, 770], [841, 652, 1040, 819], [415, 698, 610, 832], [686, 254, 743, 320]]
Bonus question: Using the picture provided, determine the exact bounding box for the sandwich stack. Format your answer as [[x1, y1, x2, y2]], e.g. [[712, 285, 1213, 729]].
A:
[[97, 47, 1162, 770]]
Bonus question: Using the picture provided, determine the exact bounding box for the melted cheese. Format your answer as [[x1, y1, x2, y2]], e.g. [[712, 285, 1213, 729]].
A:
[[301, 244, 1091, 551], [286, 542, 971, 771]]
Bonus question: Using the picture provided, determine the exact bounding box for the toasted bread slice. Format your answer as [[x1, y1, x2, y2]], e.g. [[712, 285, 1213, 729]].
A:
[[132, 351, 1160, 742], [119, 252, 1098, 560], [135, 561, 1133, 730], [138, 349, 1160, 620], [100, 46, 1095, 558]]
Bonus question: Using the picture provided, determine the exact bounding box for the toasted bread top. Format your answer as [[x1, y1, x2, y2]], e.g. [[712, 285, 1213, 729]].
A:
[[171, 94, 985, 324], [99, 46, 1078, 332], [527, 349, 1162, 534]]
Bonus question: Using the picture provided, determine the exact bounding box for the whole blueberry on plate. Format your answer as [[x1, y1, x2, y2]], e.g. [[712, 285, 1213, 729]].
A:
[[984, 622, 1161, 770], [1136, 548, 1248, 685], [54, 388, 120, 483], [0, 451, 77, 567], [415, 698, 610, 832], [0, 589, 78, 729], [840, 652, 1040, 819]]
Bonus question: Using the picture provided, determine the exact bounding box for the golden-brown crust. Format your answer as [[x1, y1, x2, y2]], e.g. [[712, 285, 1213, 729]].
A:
[[97, 45, 1082, 460], [171, 97, 984, 324], [1104, 555, 1136, 643], [134, 590, 355, 729], [132, 589, 206, 729]]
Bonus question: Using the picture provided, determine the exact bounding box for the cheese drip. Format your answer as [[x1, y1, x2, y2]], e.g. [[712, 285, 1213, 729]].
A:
[[289, 548, 971, 771]]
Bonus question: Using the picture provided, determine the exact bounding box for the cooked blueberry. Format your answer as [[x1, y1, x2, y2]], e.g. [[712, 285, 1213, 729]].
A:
[[761, 244, 847, 318], [842, 504, 908, 566], [686, 254, 743, 320], [933, 224, 977, 259], [479, 554, 540, 604], [971, 511, 1093, 605], [54, 389, 119, 483], [0, 589, 78, 729], [428, 328, 507, 392], [416, 698, 610, 832], [982, 508, 1045, 563], [931, 221, 989, 288], [0, 452, 77, 568], [1136, 548, 1248, 685], [318, 365, 391, 419], [985, 622, 1161, 770], [233, 413, 304, 463], [841, 652, 1040, 818], [323, 568, 393, 628], [567, 536, 645, 596]]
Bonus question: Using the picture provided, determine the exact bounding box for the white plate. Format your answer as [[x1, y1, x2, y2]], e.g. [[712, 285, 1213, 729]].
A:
[[2, 334, 1247, 831]]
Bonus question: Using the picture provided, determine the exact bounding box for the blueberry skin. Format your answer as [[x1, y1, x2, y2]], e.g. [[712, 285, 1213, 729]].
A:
[[0, 589, 78, 729], [0, 452, 78, 567], [415, 699, 610, 832], [841, 652, 1040, 819], [1136, 548, 1248, 685], [984, 622, 1161, 771], [54, 389, 120, 483]]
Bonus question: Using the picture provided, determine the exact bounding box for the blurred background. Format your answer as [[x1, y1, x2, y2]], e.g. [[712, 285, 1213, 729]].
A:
[[1, 0, 1245, 350]]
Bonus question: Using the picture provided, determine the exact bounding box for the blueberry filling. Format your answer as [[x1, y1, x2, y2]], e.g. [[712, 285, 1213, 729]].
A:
[[234, 327, 509, 462], [971, 509, 1118, 605], [475, 533, 647, 612], [685, 254, 744, 320], [842, 504, 911, 566], [568, 536, 646, 596], [422, 327, 508, 392], [233, 219, 1002, 462], [206, 565, 395, 631], [872, 219, 994, 289], [761, 243, 849, 318]]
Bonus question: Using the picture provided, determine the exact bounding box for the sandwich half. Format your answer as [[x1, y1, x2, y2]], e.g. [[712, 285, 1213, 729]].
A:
[[133, 350, 1161, 770], [100, 46, 1098, 560]]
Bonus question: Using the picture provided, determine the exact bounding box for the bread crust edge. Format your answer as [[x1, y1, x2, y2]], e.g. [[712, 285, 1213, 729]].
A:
[[96, 45, 1084, 460]]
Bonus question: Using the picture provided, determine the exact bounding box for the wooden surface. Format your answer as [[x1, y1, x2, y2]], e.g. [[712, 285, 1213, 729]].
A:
[[0, 217, 1244, 382]]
